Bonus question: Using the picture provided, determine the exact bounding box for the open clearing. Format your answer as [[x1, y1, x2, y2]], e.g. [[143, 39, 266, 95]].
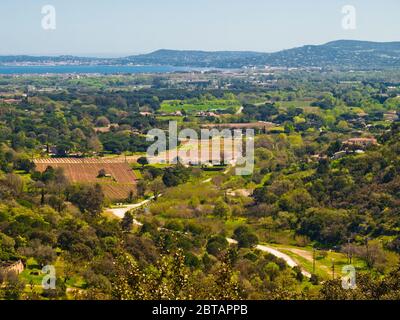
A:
[[160, 98, 241, 114], [269, 243, 368, 281]]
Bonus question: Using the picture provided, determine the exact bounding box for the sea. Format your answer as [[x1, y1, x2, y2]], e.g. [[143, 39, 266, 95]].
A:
[[0, 65, 208, 75]]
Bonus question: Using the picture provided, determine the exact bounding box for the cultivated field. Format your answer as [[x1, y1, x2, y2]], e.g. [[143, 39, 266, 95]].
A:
[[148, 138, 243, 165], [34, 156, 140, 164], [34, 158, 137, 201]]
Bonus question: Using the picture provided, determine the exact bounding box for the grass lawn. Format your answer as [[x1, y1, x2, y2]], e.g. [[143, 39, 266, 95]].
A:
[[133, 169, 143, 179], [20, 256, 87, 297], [225, 218, 248, 234], [160, 99, 241, 114], [278, 100, 314, 109], [20, 258, 45, 286]]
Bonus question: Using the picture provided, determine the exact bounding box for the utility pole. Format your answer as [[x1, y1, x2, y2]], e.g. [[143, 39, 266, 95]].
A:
[[349, 233, 355, 264], [347, 238, 351, 264], [312, 247, 316, 274], [366, 237, 370, 268], [331, 259, 335, 280]]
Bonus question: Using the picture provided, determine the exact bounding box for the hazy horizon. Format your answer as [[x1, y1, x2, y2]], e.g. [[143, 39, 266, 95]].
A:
[[1, 0, 399, 56], [2, 38, 400, 58]]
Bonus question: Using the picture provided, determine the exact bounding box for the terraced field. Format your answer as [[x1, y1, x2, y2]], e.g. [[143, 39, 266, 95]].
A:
[[34, 158, 137, 201]]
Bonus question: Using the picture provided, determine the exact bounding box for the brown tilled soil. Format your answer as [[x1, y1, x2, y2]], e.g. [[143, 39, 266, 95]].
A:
[[34, 158, 137, 201]]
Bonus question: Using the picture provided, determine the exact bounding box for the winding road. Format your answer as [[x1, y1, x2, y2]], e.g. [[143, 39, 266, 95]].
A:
[[106, 199, 153, 219], [105, 195, 162, 225], [226, 238, 311, 278], [105, 175, 311, 278]]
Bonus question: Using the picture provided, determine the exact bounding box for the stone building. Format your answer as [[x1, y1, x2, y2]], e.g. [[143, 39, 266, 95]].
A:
[[0, 260, 25, 278]]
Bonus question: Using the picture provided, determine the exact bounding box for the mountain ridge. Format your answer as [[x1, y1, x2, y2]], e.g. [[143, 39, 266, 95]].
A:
[[1, 40, 400, 70]]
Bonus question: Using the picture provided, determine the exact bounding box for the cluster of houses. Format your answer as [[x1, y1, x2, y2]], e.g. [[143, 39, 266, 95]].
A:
[[93, 123, 141, 136], [159, 111, 184, 117], [342, 137, 378, 148], [332, 137, 378, 160], [0, 98, 23, 105], [196, 111, 220, 118], [310, 137, 379, 162], [201, 121, 276, 133], [346, 110, 399, 129], [0, 92, 26, 105], [384, 111, 399, 122], [139, 111, 153, 117]]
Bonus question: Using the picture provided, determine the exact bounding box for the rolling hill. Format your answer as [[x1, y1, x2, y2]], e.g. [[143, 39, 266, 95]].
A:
[[121, 40, 400, 69]]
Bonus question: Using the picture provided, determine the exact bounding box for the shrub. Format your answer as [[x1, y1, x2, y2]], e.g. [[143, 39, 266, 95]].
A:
[[206, 235, 228, 257]]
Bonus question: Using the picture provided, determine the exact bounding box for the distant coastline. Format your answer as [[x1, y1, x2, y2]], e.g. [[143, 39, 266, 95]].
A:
[[1, 40, 400, 71], [0, 65, 211, 75]]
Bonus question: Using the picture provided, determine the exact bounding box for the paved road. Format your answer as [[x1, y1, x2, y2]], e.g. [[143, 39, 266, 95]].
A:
[[106, 184, 311, 278], [256, 244, 312, 278], [106, 199, 152, 219], [105, 195, 163, 226], [226, 238, 311, 278]]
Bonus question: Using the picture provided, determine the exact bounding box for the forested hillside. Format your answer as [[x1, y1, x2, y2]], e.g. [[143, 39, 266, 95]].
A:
[[0, 70, 400, 300]]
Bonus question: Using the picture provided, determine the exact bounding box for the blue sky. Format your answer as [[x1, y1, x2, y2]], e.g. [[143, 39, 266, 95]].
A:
[[0, 0, 399, 56]]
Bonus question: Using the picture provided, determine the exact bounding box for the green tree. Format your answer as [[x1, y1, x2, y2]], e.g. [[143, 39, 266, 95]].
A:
[[137, 157, 149, 167], [213, 198, 231, 219], [121, 212, 134, 232], [233, 226, 258, 248], [69, 184, 105, 217], [206, 235, 229, 257]]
